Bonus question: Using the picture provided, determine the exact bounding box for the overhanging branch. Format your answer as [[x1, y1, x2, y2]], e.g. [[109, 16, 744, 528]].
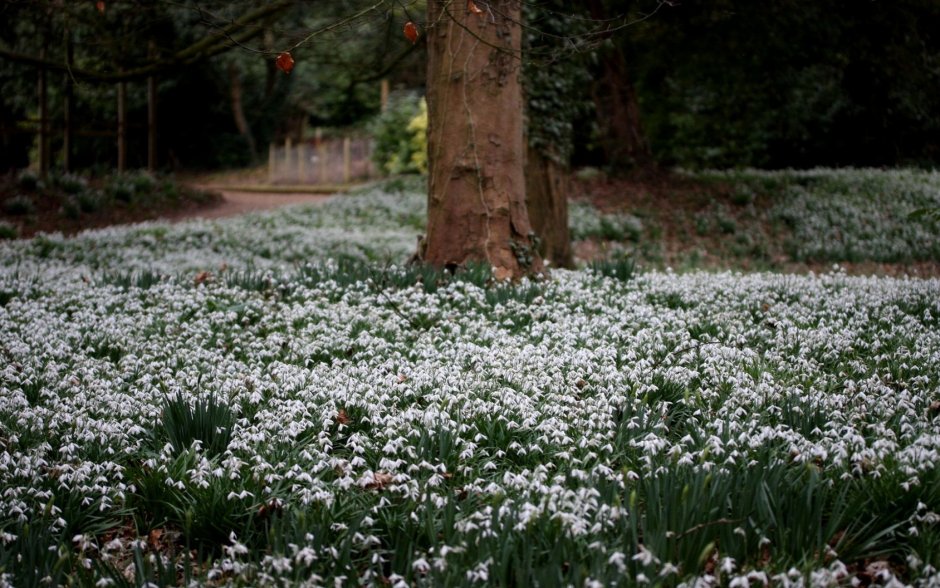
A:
[[0, 0, 294, 82]]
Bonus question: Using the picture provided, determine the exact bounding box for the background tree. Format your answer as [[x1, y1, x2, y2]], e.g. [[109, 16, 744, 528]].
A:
[[622, 0, 940, 168], [523, 2, 596, 267], [585, 0, 652, 171]]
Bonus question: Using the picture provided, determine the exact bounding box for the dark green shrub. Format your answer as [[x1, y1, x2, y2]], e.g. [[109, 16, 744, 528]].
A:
[[16, 169, 40, 191], [0, 221, 17, 240], [3, 194, 35, 215], [78, 190, 107, 213], [60, 197, 81, 219], [591, 255, 637, 282], [55, 172, 88, 195], [130, 171, 156, 194]]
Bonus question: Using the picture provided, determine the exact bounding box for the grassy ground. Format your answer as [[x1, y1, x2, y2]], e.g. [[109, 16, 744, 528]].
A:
[[1, 170, 939, 586]]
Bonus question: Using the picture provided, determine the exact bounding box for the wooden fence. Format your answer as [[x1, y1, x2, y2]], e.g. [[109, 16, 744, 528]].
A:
[[267, 136, 375, 186]]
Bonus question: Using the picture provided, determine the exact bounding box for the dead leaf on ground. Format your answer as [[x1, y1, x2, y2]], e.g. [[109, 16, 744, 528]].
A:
[[929, 400, 940, 417], [336, 409, 351, 425], [493, 266, 513, 282], [365, 471, 394, 491]]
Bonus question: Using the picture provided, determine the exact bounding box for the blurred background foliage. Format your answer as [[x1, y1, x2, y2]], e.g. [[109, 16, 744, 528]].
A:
[[1, 0, 938, 173]]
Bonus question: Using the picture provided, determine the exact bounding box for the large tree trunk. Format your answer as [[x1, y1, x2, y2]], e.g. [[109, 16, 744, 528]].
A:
[[423, 0, 542, 280], [525, 146, 573, 267], [587, 0, 652, 170]]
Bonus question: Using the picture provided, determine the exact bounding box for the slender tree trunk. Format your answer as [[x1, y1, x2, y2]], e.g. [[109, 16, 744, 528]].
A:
[[117, 79, 126, 173], [424, 0, 542, 279], [229, 62, 257, 164], [147, 40, 157, 171], [525, 146, 572, 267], [263, 29, 277, 99], [63, 33, 74, 172], [38, 47, 49, 177]]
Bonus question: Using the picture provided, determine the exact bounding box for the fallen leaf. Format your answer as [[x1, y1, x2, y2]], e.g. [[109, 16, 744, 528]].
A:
[[397, 374, 408, 383], [96, 1, 106, 14], [336, 409, 351, 425], [403, 21, 419, 44], [276, 51, 294, 74], [929, 400, 940, 417], [493, 266, 513, 282], [194, 271, 211, 285], [365, 471, 394, 491], [468, 0, 484, 15], [257, 498, 283, 519]]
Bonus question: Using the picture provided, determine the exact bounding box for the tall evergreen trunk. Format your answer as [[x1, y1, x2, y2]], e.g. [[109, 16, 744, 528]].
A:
[[423, 0, 542, 280], [525, 146, 572, 267]]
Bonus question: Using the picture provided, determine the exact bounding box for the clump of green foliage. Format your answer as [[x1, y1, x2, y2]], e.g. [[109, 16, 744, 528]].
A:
[[370, 94, 428, 175], [0, 170, 218, 231]]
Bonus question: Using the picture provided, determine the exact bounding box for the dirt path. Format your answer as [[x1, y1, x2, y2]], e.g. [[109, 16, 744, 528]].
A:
[[162, 188, 335, 222]]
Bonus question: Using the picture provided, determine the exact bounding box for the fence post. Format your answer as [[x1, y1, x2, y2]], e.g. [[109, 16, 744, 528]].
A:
[[298, 141, 306, 184], [381, 78, 389, 112], [285, 137, 292, 183], [343, 137, 352, 183], [316, 128, 326, 185], [268, 143, 275, 184]]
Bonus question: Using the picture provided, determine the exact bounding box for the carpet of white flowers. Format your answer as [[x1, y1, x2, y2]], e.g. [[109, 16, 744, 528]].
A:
[[1, 172, 940, 587]]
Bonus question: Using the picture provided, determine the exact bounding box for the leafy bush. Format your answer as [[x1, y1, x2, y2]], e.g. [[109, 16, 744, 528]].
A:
[[2, 194, 35, 216], [0, 220, 17, 240], [370, 93, 427, 175], [590, 255, 637, 281], [16, 169, 41, 191], [569, 201, 644, 242], [53, 172, 88, 195]]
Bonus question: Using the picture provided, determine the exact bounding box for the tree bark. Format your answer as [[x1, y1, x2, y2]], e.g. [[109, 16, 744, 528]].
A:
[[525, 146, 573, 267], [117, 79, 126, 173], [594, 49, 652, 169], [423, 0, 542, 279], [228, 62, 258, 164], [587, 0, 652, 170], [38, 47, 49, 177], [147, 40, 157, 171], [63, 33, 74, 172]]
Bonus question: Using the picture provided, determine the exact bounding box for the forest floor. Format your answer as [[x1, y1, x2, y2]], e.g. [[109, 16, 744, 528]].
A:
[[571, 169, 940, 277], [3, 167, 938, 277]]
